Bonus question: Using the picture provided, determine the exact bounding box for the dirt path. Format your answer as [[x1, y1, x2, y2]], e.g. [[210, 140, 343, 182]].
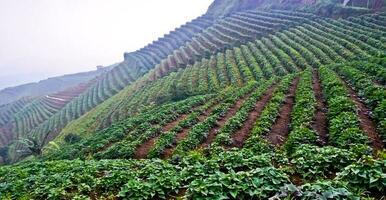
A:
[[344, 81, 384, 151], [230, 85, 277, 148], [267, 77, 300, 146], [311, 70, 328, 145], [198, 93, 253, 149], [133, 114, 188, 159]]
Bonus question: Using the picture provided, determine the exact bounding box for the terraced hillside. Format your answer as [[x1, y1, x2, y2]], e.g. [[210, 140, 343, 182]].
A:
[[44, 10, 386, 160], [60, 10, 386, 141], [1, 0, 386, 199], [0, 14, 215, 162], [6, 9, 322, 161], [0, 98, 34, 147], [0, 67, 109, 106], [54, 10, 320, 141], [0, 76, 106, 161], [4, 56, 386, 199]]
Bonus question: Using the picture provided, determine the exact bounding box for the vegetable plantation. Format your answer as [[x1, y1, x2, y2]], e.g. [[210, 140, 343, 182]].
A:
[[1, 1, 386, 200]]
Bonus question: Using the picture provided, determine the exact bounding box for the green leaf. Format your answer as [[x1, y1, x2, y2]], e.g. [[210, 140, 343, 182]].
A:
[[230, 190, 238, 198]]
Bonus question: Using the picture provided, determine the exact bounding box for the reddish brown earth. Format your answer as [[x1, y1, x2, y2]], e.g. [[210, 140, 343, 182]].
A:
[[96, 140, 116, 153], [162, 107, 214, 159], [267, 77, 300, 146], [230, 85, 277, 148], [311, 70, 328, 145], [168, 188, 187, 200], [290, 174, 304, 186], [134, 114, 188, 159], [198, 92, 253, 149], [344, 81, 384, 151]]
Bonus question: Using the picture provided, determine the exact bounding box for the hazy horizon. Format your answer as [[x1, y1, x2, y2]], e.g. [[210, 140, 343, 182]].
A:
[[0, 0, 212, 90]]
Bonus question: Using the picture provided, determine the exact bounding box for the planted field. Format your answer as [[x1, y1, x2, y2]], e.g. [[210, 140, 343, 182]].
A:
[[12, 9, 325, 152], [0, 78, 100, 161], [1, 3, 386, 200], [3, 62, 386, 199]]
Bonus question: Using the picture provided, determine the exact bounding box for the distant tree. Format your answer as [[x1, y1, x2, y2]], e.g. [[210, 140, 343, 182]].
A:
[[16, 137, 44, 156], [0, 147, 8, 163], [0, 147, 8, 158], [64, 133, 82, 144], [16, 134, 59, 157], [170, 82, 189, 102]]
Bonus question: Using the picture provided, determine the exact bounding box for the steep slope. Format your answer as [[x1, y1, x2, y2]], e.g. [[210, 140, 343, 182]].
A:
[[0, 97, 33, 127], [1, 1, 386, 198], [0, 76, 106, 162], [29, 57, 386, 199], [1, 15, 215, 162], [57, 9, 317, 142], [58, 9, 386, 143], [5, 9, 312, 161], [0, 67, 110, 106], [49, 12, 386, 163], [206, 0, 384, 17], [0, 97, 34, 147], [4, 0, 384, 163]]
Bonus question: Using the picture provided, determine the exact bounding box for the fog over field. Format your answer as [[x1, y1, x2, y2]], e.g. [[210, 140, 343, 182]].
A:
[[0, 0, 212, 90]]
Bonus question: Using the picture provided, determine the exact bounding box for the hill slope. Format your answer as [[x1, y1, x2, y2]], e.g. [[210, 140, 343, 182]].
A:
[[50, 11, 386, 162], [2, 0, 385, 163], [0, 1, 386, 199], [0, 67, 110, 106]]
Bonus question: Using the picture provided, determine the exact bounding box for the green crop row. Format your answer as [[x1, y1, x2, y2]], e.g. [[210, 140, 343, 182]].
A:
[[319, 66, 369, 149]]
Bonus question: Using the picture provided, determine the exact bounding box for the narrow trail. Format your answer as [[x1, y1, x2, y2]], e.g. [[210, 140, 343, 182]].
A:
[[344, 81, 384, 151], [133, 114, 188, 159], [198, 93, 253, 149], [311, 70, 328, 145], [267, 77, 300, 146], [230, 85, 277, 148], [162, 107, 215, 159]]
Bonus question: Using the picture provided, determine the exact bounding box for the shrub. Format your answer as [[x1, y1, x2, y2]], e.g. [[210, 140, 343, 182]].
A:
[[64, 134, 82, 144]]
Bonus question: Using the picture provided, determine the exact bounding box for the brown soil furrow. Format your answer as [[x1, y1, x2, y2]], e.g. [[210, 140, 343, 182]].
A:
[[344, 82, 384, 151], [311, 70, 328, 145], [267, 77, 300, 146], [162, 114, 189, 132], [134, 114, 188, 159], [162, 107, 214, 159], [230, 85, 277, 148], [198, 92, 253, 149]]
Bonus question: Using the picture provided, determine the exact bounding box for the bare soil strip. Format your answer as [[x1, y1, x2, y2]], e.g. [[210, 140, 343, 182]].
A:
[[267, 77, 300, 146], [134, 114, 188, 159], [162, 107, 215, 159], [198, 93, 253, 149], [230, 85, 277, 148], [344, 82, 384, 151], [311, 70, 328, 145]]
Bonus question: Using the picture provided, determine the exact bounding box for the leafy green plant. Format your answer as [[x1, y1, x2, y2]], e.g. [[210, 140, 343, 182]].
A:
[[319, 66, 369, 148], [273, 181, 359, 200], [186, 167, 289, 200], [289, 145, 357, 179], [244, 74, 296, 149], [285, 127, 318, 155], [64, 133, 82, 144], [211, 77, 276, 147], [284, 68, 318, 154], [329, 63, 386, 143], [337, 157, 386, 195]]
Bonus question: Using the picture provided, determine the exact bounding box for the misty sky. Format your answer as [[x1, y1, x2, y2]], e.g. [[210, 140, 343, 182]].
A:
[[0, 0, 213, 90]]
